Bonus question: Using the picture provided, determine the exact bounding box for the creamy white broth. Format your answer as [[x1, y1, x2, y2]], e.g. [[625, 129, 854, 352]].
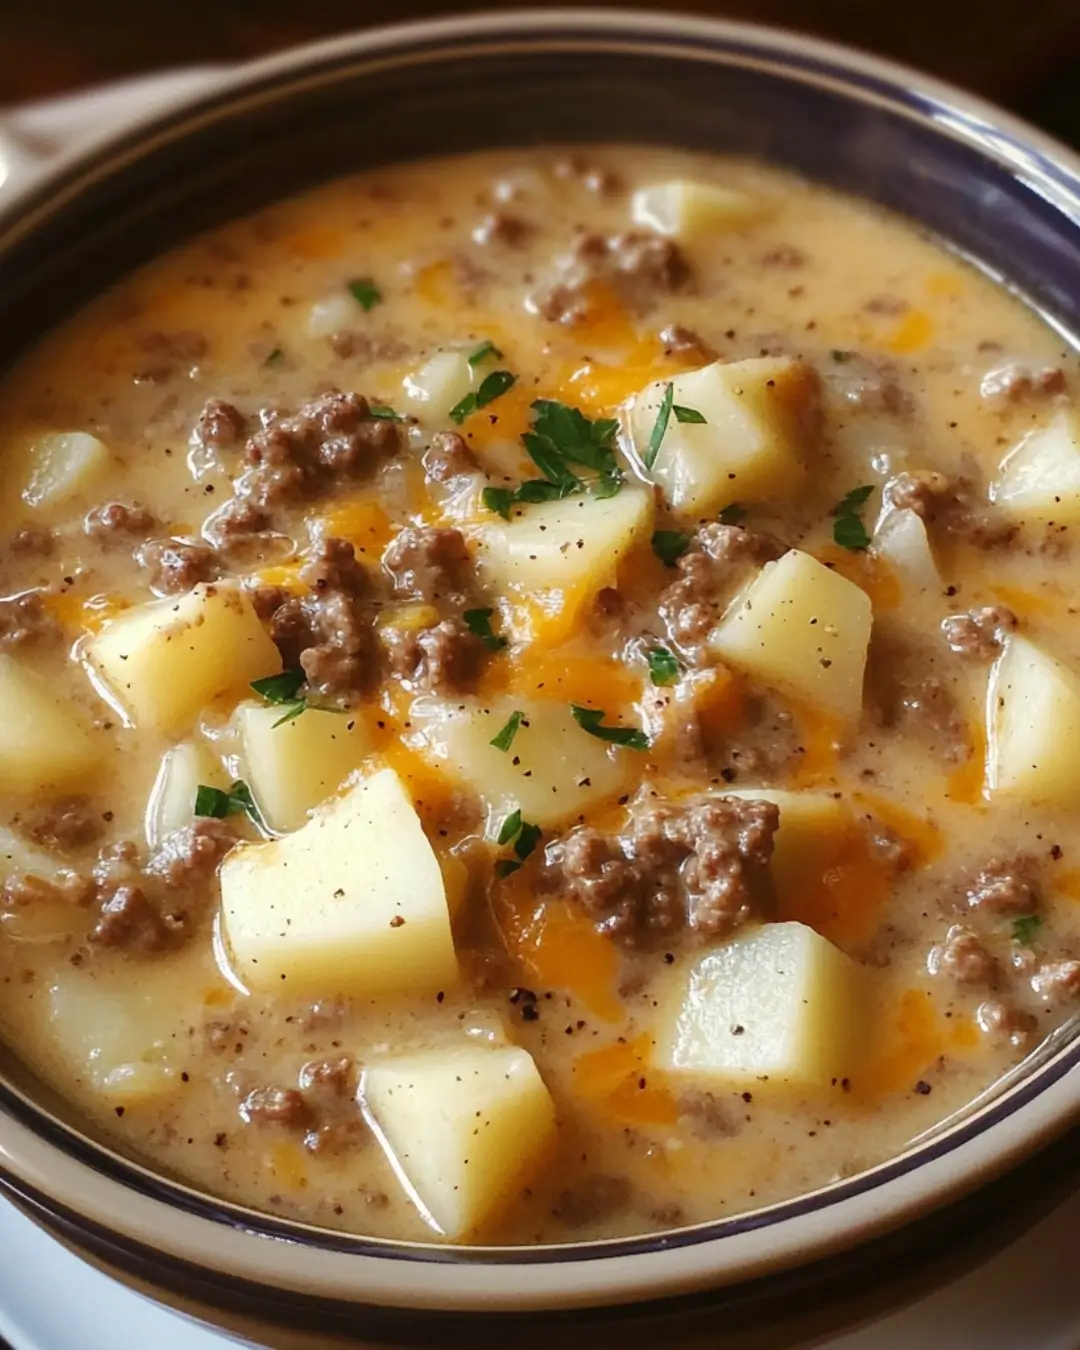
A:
[[0, 145, 1079, 1244]]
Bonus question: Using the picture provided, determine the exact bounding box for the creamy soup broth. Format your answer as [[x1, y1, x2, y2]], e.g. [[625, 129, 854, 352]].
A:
[[0, 146, 1078, 1244]]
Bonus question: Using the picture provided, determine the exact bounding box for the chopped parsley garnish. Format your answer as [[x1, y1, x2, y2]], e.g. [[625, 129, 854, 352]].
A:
[[449, 369, 517, 425], [673, 404, 707, 425], [463, 607, 508, 651], [368, 404, 404, 421], [250, 667, 344, 728], [651, 529, 692, 567], [194, 780, 261, 825], [495, 809, 542, 876], [468, 339, 502, 368], [479, 399, 623, 517], [647, 646, 680, 687], [490, 710, 525, 752], [718, 503, 747, 525], [263, 347, 285, 367], [570, 704, 649, 750], [643, 383, 674, 470], [1012, 914, 1043, 946], [831, 484, 875, 552], [347, 277, 381, 311]]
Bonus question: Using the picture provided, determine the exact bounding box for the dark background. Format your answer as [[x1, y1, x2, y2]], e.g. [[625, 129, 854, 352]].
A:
[[0, 0, 1079, 143]]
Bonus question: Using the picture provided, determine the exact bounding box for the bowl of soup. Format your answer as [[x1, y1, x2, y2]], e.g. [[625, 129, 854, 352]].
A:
[[2, 9, 1080, 1344]]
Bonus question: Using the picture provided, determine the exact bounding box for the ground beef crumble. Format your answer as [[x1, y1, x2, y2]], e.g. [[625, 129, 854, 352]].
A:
[[965, 857, 1039, 915], [83, 502, 157, 541], [0, 591, 59, 648], [380, 617, 486, 694], [883, 471, 1016, 549], [137, 538, 221, 595], [941, 605, 1017, 659], [537, 229, 691, 323], [382, 525, 474, 601], [544, 791, 779, 946]]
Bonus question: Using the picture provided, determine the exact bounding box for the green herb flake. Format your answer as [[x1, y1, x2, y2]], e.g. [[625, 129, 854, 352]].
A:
[[643, 383, 674, 470], [1012, 914, 1043, 946], [194, 780, 261, 825], [271, 702, 308, 729], [651, 529, 692, 567], [672, 404, 707, 425], [831, 484, 875, 552], [647, 646, 680, 687], [497, 809, 523, 846], [449, 369, 517, 425], [514, 821, 542, 860], [347, 277, 382, 311], [368, 404, 404, 421], [463, 607, 508, 652], [481, 487, 515, 520], [570, 704, 650, 751], [490, 710, 525, 752], [495, 858, 522, 878], [251, 669, 306, 704], [718, 503, 747, 525], [468, 339, 502, 368], [263, 347, 285, 367]]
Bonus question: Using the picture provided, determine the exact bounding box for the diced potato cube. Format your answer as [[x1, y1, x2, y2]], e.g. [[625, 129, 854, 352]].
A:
[[722, 789, 850, 898], [471, 488, 653, 599], [628, 359, 815, 517], [403, 350, 474, 423], [235, 700, 372, 832], [145, 741, 220, 848], [631, 180, 764, 238], [709, 549, 872, 724], [992, 411, 1080, 523], [220, 767, 458, 997], [0, 654, 98, 793], [46, 957, 205, 1104], [22, 431, 110, 508], [306, 293, 358, 339], [658, 921, 866, 1089], [85, 583, 281, 734], [408, 696, 637, 833], [986, 634, 1080, 804], [360, 1044, 557, 1237], [871, 508, 942, 599]]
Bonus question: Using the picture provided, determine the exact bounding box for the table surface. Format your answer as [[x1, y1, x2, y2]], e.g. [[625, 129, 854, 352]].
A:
[[1, 0, 1079, 125]]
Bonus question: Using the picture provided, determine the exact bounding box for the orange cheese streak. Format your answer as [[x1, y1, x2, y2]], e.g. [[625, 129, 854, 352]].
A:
[[571, 1034, 678, 1129], [815, 545, 902, 612], [854, 987, 975, 1103]]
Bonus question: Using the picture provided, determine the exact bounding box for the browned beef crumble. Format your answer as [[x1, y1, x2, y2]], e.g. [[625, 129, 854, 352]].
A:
[[195, 398, 247, 449], [473, 212, 531, 246], [883, 471, 1016, 549], [83, 502, 157, 541], [928, 925, 998, 985], [146, 819, 237, 889], [538, 229, 691, 323], [941, 605, 1018, 659], [544, 793, 779, 946], [422, 431, 478, 485], [22, 796, 104, 852], [299, 1056, 356, 1096], [382, 525, 474, 601], [266, 537, 375, 704], [865, 626, 968, 762], [552, 1174, 633, 1228], [826, 353, 910, 416], [659, 523, 785, 663], [1, 871, 94, 910], [965, 857, 1039, 915], [976, 999, 1037, 1045], [1030, 960, 1080, 1003], [88, 885, 184, 953], [137, 539, 221, 595], [8, 524, 55, 556], [380, 618, 486, 694], [240, 1086, 311, 1128], [0, 592, 59, 648], [979, 363, 1066, 404]]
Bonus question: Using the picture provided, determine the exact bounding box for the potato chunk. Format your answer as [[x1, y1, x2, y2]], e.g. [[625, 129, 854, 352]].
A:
[[408, 696, 637, 834], [85, 583, 281, 734], [403, 350, 474, 423], [235, 701, 372, 832], [631, 180, 764, 239], [628, 359, 814, 517], [709, 549, 872, 724], [471, 488, 652, 601], [220, 767, 458, 997], [871, 508, 941, 599], [0, 654, 98, 793], [986, 634, 1080, 804], [144, 740, 218, 848], [22, 431, 110, 508], [722, 789, 849, 898], [361, 1044, 557, 1238], [992, 411, 1080, 524], [658, 922, 866, 1089]]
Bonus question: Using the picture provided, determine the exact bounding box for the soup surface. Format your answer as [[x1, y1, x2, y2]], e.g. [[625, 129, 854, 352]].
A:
[[1, 146, 1079, 1245]]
